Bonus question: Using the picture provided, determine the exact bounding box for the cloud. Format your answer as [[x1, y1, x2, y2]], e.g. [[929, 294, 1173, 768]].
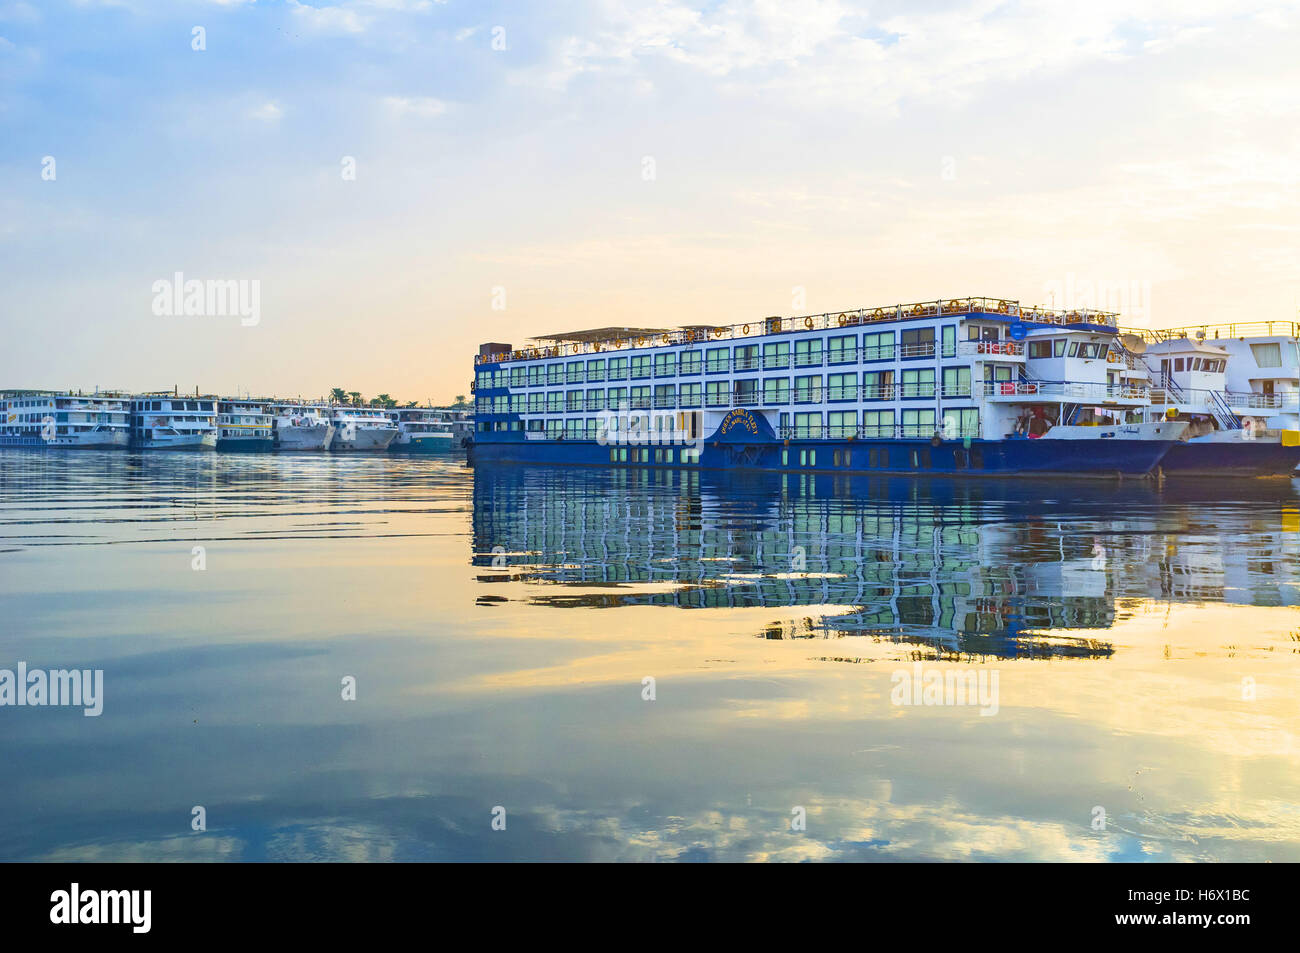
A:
[[249, 101, 283, 121], [381, 95, 446, 118]]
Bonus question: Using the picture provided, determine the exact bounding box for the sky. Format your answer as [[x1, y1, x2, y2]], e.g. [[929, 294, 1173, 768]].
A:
[[1, 0, 1298, 404]]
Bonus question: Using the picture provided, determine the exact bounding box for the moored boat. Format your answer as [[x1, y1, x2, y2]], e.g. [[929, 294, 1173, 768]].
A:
[[331, 406, 398, 451]]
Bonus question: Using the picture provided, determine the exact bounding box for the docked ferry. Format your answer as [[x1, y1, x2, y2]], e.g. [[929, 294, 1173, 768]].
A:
[[1125, 321, 1300, 475], [330, 406, 398, 451], [388, 407, 456, 453], [216, 400, 274, 452], [467, 296, 1188, 478], [267, 402, 335, 451], [130, 393, 218, 449], [0, 391, 131, 448]]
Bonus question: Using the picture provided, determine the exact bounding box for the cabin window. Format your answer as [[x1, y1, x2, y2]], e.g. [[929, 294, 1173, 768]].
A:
[[631, 355, 651, 378], [733, 379, 757, 404], [941, 325, 957, 358], [705, 381, 728, 406], [763, 342, 791, 369], [566, 390, 583, 412], [828, 373, 857, 401], [734, 345, 759, 370], [869, 449, 879, 468], [809, 450, 816, 466], [827, 335, 857, 364], [942, 367, 970, 398], [902, 408, 936, 438], [1054, 340, 1066, 357], [566, 362, 583, 383], [1251, 343, 1282, 368], [654, 353, 676, 377], [833, 450, 841, 467], [862, 409, 894, 438], [679, 351, 702, 375], [828, 411, 856, 438], [654, 384, 675, 408], [900, 327, 935, 357], [1174, 358, 1184, 372], [782, 449, 789, 466], [793, 375, 822, 404], [680, 383, 701, 407], [795, 339, 823, 367], [863, 370, 892, 399], [586, 359, 605, 382], [547, 363, 563, 384], [793, 412, 822, 438], [610, 448, 618, 462], [706, 348, 729, 373], [862, 331, 894, 361], [901, 368, 935, 398], [1028, 340, 1052, 359], [763, 378, 790, 404]]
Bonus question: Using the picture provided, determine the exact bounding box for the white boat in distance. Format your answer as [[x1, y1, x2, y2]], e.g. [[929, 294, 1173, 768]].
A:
[[331, 406, 398, 451], [130, 394, 218, 449], [267, 402, 335, 451]]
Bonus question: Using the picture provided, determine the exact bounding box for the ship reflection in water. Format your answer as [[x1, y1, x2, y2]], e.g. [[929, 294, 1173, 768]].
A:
[[2, 451, 1299, 861]]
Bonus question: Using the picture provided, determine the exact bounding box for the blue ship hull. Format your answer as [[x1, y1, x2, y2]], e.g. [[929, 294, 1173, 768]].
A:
[[389, 437, 457, 454], [468, 434, 1173, 478], [1159, 440, 1300, 477]]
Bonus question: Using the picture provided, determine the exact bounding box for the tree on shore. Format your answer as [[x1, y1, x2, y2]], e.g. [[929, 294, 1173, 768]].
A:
[[329, 387, 347, 405]]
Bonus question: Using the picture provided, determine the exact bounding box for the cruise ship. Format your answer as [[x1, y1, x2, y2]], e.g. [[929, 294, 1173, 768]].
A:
[[388, 407, 456, 453], [216, 400, 274, 452], [267, 402, 335, 451], [130, 393, 218, 449], [330, 406, 398, 451], [0, 391, 131, 448], [468, 297, 1190, 478], [1125, 321, 1300, 475]]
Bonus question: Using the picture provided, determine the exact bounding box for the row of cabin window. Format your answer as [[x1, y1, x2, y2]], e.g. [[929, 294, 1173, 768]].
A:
[[1159, 356, 1227, 373], [606, 447, 703, 464], [507, 408, 978, 438], [477, 325, 1017, 387], [477, 368, 1012, 413]]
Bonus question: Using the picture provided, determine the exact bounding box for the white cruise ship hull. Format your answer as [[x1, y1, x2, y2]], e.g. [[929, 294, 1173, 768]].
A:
[[47, 431, 131, 449], [332, 426, 397, 451], [276, 424, 334, 451], [136, 432, 217, 450]]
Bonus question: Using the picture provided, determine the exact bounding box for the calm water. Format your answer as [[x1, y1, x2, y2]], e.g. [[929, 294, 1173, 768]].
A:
[[2, 450, 1299, 862]]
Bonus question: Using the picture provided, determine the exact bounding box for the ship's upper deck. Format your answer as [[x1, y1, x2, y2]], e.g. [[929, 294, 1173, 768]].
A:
[[476, 296, 1120, 366], [1123, 321, 1300, 343]]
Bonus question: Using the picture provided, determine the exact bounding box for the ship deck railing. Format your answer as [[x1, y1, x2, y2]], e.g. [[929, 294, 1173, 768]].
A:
[[1122, 321, 1300, 343], [479, 297, 1120, 365], [1149, 389, 1299, 411], [980, 381, 1149, 402]]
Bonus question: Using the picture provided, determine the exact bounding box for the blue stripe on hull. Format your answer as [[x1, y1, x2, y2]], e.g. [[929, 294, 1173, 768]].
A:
[[1159, 441, 1300, 476], [468, 436, 1172, 477]]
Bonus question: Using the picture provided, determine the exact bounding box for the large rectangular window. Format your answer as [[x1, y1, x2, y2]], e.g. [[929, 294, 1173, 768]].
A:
[[863, 370, 893, 399], [901, 368, 936, 397], [608, 357, 629, 380], [902, 408, 936, 437], [763, 377, 790, 404], [900, 327, 935, 357], [706, 347, 730, 373], [941, 325, 957, 358], [734, 345, 759, 371], [679, 351, 702, 375], [706, 380, 729, 406], [763, 342, 791, 369], [862, 331, 894, 361], [631, 355, 652, 379], [630, 385, 651, 409], [941, 366, 971, 398], [827, 335, 857, 364], [1252, 343, 1283, 368], [827, 372, 857, 401], [654, 352, 677, 377], [547, 363, 564, 385], [793, 412, 822, 438], [546, 391, 564, 413], [585, 358, 606, 382], [793, 375, 822, 404], [653, 384, 676, 408], [795, 338, 823, 367], [734, 379, 758, 405], [680, 383, 701, 407], [828, 410, 857, 438], [566, 362, 584, 384]]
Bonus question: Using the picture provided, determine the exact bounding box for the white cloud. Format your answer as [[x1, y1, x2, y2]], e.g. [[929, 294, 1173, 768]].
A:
[[381, 95, 446, 118], [249, 101, 283, 121]]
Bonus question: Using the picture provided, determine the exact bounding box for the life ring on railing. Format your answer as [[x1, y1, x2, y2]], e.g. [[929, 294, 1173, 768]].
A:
[[947, 299, 963, 313], [712, 327, 724, 337], [872, 309, 884, 320], [837, 313, 848, 326], [804, 316, 814, 329], [742, 324, 750, 335], [910, 305, 924, 316], [1106, 352, 1118, 363], [996, 300, 1009, 313], [1025, 383, 1038, 394]]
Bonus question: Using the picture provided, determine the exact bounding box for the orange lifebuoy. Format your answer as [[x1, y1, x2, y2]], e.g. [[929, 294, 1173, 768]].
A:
[[997, 300, 1009, 313], [742, 324, 750, 335], [837, 313, 848, 326], [804, 316, 813, 329]]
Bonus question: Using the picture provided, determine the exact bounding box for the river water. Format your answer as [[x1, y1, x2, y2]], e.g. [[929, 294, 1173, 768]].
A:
[[1, 450, 1298, 861]]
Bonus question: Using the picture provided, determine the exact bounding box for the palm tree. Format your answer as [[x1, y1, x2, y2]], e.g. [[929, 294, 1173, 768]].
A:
[[452, 394, 468, 408], [375, 394, 395, 408], [405, 400, 418, 408], [329, 387, 347, 405], [348, 391, 363, 406]]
